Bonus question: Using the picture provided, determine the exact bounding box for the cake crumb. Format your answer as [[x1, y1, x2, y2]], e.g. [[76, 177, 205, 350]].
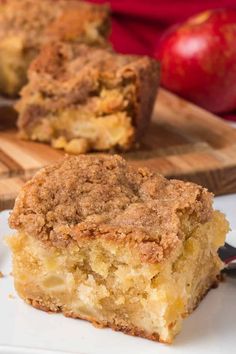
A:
[[0, 271, 4, 278], [8, 294, 15, 299]]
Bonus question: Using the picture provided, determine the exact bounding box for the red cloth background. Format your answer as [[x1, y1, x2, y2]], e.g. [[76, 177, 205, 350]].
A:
[[88, 0, 236, 121]]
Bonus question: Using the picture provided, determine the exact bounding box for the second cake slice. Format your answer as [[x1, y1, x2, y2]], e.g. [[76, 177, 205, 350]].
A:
[[16, 43, 160, 153]]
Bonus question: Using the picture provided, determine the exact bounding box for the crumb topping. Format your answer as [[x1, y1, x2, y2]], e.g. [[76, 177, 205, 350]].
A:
[[9, 155, 213, 263], [26, 42, 157, 101], [0, 0, 109, 49]]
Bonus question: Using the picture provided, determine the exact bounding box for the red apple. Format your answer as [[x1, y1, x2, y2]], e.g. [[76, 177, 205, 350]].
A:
[[155, 9, 236, 113]]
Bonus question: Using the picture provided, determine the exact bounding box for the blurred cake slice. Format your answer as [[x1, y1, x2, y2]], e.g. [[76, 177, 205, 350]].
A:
[[8, 155, 229, 343], [0, 0, 110, 97], [16, 43, 160, 153]]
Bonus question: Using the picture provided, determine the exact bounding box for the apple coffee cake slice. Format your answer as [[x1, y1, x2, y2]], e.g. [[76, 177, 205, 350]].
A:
[[8, 155, 229, 343], [16, 43, 160, 153], [0, 0, 110, 97]]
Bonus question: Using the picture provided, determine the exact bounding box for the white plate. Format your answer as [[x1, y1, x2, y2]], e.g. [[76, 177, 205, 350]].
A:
[[0, 194, 236, 354]]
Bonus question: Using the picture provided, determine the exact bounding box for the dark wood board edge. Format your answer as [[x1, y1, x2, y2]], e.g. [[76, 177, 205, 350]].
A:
[[167, 164, 236, 196]]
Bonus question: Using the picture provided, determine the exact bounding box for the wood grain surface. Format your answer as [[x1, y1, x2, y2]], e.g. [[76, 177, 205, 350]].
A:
[[1, 88, 236, 210]]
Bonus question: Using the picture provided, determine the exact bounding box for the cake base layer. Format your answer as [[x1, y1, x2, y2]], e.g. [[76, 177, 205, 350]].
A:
[[22, 110, 135, 154], [0, 37, 34, 97], [25, 274, 218, 344], [8, 210, 228, 343]]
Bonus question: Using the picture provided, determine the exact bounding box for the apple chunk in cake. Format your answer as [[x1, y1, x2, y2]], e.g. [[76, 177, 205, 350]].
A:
[[16, 43, 160, 153], [8, 155, 229, 343], [0, 0, 110, 97]]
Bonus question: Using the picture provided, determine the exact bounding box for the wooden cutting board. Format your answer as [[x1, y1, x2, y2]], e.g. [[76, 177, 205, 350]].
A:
[[1, 88, 236, 211]]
